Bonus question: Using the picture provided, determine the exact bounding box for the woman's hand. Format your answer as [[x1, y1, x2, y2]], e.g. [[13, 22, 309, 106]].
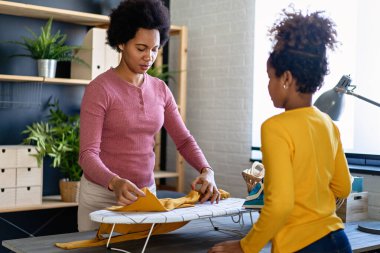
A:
[[108, 176, 145, 205], [191, 167, 220, 204], [208, 240, 243, 253]]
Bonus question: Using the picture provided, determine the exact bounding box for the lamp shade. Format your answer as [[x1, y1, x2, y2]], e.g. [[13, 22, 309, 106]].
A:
[[314, 75, 352, 121], [314, 88, 345, 121]]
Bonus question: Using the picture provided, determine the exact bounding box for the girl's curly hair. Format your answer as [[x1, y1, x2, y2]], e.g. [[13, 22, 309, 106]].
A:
[[268, 8, 339, 93], [107, 0, 170, 52]]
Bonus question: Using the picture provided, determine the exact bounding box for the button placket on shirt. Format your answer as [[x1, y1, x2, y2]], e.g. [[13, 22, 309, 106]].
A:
[[138, 89, 146, 115]]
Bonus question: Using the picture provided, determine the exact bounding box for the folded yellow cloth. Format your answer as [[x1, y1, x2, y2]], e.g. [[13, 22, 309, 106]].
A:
[[56, 188, 230, 249]]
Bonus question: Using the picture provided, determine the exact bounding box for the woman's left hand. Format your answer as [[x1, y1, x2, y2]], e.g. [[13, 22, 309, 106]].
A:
[[191, 167, 220, 204], [208, 240, 243, 253]]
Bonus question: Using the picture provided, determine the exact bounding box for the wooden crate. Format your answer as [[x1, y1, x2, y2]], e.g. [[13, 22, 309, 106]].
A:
[[337, 192, 368, 222]]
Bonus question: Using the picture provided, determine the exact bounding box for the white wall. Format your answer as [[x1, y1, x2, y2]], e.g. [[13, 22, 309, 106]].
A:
[[169, 1, 380, 220], [169, 0, 255, 197]]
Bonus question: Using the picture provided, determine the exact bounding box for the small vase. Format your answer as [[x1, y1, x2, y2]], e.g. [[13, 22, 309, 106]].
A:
[[59, 178, 80, 202], [37, 59, 57, 78]]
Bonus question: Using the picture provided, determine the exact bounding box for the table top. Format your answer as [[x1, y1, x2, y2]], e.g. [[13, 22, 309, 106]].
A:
[[90, 197, 250, 224], [3, 214, 380, 253]]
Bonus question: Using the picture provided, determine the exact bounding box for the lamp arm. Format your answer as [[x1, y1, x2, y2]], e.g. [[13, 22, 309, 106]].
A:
[[346, 90, 380, 108]]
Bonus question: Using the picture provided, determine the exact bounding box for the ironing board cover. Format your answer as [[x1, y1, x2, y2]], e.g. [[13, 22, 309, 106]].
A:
[[90, 197, 247, 224]]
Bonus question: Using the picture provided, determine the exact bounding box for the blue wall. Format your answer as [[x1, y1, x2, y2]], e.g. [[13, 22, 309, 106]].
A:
[[0, 1, 101, 250]]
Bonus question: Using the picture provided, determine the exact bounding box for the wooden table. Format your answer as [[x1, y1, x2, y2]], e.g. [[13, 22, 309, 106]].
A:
[[2, 213, 380, 253]]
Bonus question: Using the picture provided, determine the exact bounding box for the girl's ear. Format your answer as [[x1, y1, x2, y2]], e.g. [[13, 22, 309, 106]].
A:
[[118, 44, 124, 51], [282, 70, 294, 89]]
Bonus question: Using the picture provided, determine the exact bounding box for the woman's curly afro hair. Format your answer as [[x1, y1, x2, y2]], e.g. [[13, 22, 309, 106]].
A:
[[268, 8, 339, 93], [107, 0, 170, 52]]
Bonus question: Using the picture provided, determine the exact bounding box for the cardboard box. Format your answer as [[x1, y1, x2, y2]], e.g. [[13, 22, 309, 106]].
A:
[[337, 192, 368, 222]]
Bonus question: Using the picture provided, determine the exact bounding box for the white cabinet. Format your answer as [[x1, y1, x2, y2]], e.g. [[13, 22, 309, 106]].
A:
[[0, 145, 42, 208]]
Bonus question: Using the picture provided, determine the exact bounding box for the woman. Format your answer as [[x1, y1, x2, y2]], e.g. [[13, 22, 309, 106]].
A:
[[78, 0, 219, 232]]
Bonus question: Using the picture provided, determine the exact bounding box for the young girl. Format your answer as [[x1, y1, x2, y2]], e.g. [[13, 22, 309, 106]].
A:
[[209, 9, 352, 253]]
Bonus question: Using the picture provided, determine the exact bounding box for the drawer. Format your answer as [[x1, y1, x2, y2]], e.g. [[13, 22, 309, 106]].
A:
[[16, 186, 42, 206], [17, 146, 39, 168], [16, 167, 42, 187], [0, 147, 17, 168], [0, 187, 16, 208], [0, 168, 16, 188]]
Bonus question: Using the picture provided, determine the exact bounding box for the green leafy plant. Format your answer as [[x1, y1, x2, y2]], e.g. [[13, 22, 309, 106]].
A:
[[147, 64, 179, 83], [22, 101, 81, 181], [9, 17, 86, 64]]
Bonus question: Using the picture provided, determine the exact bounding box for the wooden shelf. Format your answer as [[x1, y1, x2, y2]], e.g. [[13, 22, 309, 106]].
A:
[[154, 171, 179, 179], [0, 1, 185, 29], [0, 74, 90, 85], [0, 195, 77, 213], [0, 0, 109, 26], [0, 1, 188, 192]]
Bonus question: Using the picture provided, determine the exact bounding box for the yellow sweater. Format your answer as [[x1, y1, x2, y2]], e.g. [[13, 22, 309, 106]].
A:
[[241, 107, 351, 253]]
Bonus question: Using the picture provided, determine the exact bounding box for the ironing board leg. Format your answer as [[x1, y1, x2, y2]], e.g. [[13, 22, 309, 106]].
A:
[[106, 223, 132, 253], [106, 223, 116, 249], [141, 223, 155, 253], [103, 223, 155, 253]]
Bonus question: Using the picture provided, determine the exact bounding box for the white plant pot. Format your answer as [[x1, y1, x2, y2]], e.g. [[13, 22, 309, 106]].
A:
[[37, 59, 57, 78]]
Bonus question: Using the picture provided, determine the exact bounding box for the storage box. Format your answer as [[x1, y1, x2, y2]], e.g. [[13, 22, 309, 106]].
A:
[[17, 146, 39, 168], [0, 168, 16, 188], [351, 176, 363, 193], [0, 187, 16, 208], [16, 186, 42, 206], [0, 146, 17, 168], [16, 167, 42, 187], [337, 192, 368, 222], [71, 27, 120, 80]]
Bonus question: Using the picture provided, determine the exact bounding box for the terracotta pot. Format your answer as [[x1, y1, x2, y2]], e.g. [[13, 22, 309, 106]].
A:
[[59, 179, 80, 202]]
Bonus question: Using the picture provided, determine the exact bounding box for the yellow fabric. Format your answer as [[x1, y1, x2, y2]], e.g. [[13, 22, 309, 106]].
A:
[[56, 188, 230, 249], [240, 107, 352, 253]]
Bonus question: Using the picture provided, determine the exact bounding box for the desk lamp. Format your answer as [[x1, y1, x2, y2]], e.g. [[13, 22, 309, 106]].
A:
[[314, 74, 380, 235]]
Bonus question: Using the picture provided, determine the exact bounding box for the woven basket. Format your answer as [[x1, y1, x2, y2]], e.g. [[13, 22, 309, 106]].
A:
[[59, 179, 80, 203]]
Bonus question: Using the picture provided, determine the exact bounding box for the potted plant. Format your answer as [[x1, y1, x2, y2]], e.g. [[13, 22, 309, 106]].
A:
[[8, 17, 87, 78], [22, 101, 81, 202]]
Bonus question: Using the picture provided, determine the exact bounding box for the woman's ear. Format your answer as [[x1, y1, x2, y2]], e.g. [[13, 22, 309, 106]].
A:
[[118, 44, 124, 51]]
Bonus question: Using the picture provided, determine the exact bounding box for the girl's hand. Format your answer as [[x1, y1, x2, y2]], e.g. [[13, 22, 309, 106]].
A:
[[108, 176, 145, 205], [191, 167, 220, 204], [208, 240, 243, 253]]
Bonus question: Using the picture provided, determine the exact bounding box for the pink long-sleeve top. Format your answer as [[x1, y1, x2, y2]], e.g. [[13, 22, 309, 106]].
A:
[[79, 68, 210, 189]]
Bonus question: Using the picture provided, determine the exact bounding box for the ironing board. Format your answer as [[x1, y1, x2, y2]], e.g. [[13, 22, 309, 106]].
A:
[[90, 198, 255, 253]]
